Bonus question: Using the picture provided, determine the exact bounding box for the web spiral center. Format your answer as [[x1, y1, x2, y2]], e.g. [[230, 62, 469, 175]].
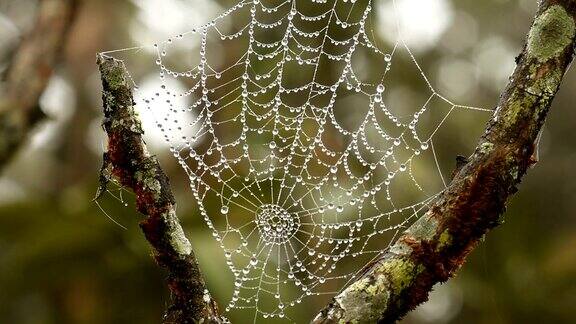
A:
[[256, 204, 299, 245]]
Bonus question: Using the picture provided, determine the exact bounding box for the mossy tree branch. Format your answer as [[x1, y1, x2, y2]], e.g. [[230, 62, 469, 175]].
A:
[[313, 1, 576, 323], [0, 0, 78, 170], [97, 55, 222, 323]]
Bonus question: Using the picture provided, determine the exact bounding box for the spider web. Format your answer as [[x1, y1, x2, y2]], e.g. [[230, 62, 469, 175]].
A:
[[102, 0, 490, 321]]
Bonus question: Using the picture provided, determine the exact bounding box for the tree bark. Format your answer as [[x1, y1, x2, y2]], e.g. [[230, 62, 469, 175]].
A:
[[96, 55, 222, 323], [313, 1, 576, 323], [0, 0, 78, 170]]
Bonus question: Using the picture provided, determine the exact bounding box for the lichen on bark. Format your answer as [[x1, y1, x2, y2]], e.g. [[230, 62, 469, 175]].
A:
[[527, 5, 575, 63], [335, 275, 390, 323]]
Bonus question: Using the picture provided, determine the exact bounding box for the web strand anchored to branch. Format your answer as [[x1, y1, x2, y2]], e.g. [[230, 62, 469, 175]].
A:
[[101, 0, 491, 321]]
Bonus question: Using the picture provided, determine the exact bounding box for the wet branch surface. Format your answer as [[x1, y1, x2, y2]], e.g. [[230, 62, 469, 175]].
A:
[[0, 0, 78, 170], [313, 1, 576, 323], [97, 55, 222, 323]]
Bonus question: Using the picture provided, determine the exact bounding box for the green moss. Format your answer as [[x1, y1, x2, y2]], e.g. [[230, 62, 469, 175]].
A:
[[336, 275, 390, 323], [528, 63, 564, 95], [503, 91, 538, 128], [437, 230, 452, 251], [527, 5, 575, 63], [102, 59, 128, 91], [333, 258, 425, 322], [380, 259, 424, 295], [478, 142, 494, 155]]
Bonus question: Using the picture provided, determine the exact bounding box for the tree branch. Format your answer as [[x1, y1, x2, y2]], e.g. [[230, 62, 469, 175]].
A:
[[313, 1, 576, 323], [96, 55, 222, 323], [0, 0, 78, 170]]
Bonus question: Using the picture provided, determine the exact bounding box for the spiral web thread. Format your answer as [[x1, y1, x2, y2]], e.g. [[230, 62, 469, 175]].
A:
[[103, 0, 491, 321]]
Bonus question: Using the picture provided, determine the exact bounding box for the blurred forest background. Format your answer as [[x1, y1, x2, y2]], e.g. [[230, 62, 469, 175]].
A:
[[1, 0, 575, 323]]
